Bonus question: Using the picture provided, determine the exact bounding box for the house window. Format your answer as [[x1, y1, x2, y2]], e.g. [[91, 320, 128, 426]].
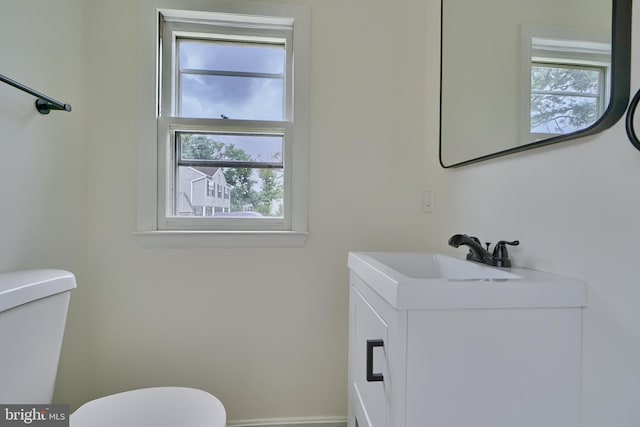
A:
[[530, 62, 607, 135], [138, 1, 310, 246], [521, 26, 611, 143], [176, 131, 284, 216]]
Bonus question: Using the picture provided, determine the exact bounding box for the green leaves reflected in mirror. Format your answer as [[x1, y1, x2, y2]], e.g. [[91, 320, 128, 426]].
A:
[[528, 33, 611, 138]]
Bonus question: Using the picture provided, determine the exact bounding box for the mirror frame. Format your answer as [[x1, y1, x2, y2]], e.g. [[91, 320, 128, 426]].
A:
[[439, 0, 632, 168]]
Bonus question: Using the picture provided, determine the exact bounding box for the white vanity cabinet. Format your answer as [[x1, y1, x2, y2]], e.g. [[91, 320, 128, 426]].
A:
[[347, 269, 585, 427], [348, 274, 407, 427]]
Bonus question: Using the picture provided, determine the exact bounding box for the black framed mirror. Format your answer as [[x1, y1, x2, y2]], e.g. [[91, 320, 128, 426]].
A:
[[439, 0, 631, 168]]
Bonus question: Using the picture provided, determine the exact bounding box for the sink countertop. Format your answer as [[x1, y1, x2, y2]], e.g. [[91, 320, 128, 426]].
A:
[[348, 251, 588, 310]]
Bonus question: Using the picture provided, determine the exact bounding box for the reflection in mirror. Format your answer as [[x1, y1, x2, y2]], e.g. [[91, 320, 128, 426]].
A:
[[439, 0, 631, 168], [524, 26, 610, 141]]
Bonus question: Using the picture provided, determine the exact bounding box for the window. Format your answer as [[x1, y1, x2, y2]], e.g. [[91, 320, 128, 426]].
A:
[[137, 1, 310, 247], [521, 26, 611, 143], [530, 48, 608, 136], [530, 62, 607, 135]]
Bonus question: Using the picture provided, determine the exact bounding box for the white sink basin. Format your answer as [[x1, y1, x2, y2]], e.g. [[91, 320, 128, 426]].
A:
[[348, 252, 587, 309], [362, 251, 522, 280]]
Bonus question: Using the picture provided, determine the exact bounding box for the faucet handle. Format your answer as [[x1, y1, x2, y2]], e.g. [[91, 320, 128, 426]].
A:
[[492, 240, 520, 267]]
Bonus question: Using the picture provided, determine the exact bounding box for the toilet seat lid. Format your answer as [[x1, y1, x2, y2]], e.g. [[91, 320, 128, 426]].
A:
[[70, 387, 226, 427]]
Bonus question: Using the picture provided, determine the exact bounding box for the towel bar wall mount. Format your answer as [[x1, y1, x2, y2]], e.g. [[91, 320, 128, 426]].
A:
[[0, 73, 71, 114]]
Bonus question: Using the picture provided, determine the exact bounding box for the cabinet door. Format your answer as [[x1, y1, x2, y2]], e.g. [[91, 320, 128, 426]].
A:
[[350, 287, 388, 427]]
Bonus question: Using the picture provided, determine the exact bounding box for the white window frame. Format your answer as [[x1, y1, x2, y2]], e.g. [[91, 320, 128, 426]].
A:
[[529, 61, 607, 137], [136, 0, 310, 247], [520, 25, 611, 144]]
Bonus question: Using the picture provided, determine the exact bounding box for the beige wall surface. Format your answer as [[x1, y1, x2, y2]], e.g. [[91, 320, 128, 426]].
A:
[[0, 0, 91, 409], [1, 0, 425, 422], [2, 0, 640, 426], [441, 0, 609, 164], [427, 1, 640, 426]]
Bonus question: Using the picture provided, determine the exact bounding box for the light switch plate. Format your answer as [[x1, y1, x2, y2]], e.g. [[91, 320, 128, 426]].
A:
[[423, 187, 435, 213]]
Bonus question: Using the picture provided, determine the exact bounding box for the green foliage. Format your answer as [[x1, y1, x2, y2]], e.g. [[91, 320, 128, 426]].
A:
[[180, 133, 282, 214], [530, 65, 600, 134], [181, 134, 225, 160], [255, 158, 284, 216]]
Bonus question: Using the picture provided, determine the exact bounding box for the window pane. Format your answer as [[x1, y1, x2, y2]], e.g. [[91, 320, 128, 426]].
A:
[[178, 39, 285, 120], [175, 132, 284, 219], [531, 65, 600, 94], [180, 74, 284, 120], [179, 40, 285, 74], [176, 166, 284, 218], [178, 132, 283, 164], [530, 64, 603, 134], [531, 94, 597, 134]]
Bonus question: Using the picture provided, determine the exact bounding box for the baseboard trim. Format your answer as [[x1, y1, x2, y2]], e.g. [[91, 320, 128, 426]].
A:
[[227, 416, 347, 427]]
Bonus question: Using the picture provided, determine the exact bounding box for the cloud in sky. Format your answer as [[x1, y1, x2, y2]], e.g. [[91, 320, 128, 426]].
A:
[[181, 75, 283, 120], [180, 41, 284, 74], [179, 40, 285, 120]]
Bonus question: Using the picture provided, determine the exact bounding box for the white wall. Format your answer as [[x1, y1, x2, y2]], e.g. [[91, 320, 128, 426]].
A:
[[78, 0, 426, 422], [0, 0, 91, 408], [4, 1, 638, 426], [441, 0, 609, 164], [426, 1, 640, 426]]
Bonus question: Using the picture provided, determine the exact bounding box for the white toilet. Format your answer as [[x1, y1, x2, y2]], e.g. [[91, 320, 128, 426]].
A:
[[0, 269, 227, 427]]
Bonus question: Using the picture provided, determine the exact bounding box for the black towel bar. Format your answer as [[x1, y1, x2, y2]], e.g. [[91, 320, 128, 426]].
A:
[[0, 73, 71, 114]]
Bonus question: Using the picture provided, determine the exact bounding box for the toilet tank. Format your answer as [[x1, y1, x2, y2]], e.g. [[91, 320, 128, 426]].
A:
[[0, 269, 76, 403]]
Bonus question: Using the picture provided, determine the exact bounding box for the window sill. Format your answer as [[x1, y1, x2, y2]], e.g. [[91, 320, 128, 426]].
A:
[[133, 230, 308, 248]]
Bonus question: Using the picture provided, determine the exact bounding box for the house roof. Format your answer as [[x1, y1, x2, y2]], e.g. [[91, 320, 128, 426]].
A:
[[191, 166, 221, 178]]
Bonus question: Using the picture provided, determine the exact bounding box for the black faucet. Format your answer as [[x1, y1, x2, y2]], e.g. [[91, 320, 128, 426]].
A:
[[448, 234, 519, 267]]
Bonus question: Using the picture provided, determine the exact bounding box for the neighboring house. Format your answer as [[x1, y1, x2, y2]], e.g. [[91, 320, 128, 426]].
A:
[[178, 167, 231, 216]]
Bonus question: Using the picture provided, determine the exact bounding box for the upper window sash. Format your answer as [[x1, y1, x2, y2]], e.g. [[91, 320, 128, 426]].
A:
[[159, 16, 294, 121]]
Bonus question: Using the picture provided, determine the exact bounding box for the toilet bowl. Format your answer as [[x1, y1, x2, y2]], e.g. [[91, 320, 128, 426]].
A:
[[0, 270, 227, 427], [71, 387, 226, 427]]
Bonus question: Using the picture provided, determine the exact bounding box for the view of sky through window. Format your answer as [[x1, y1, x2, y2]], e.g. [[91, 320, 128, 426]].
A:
[[178, 39, 285, 120], [173, 37, 287, 218]]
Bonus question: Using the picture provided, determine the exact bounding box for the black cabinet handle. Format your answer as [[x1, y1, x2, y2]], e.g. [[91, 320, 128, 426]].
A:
[[366, 339, 384, 382]]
